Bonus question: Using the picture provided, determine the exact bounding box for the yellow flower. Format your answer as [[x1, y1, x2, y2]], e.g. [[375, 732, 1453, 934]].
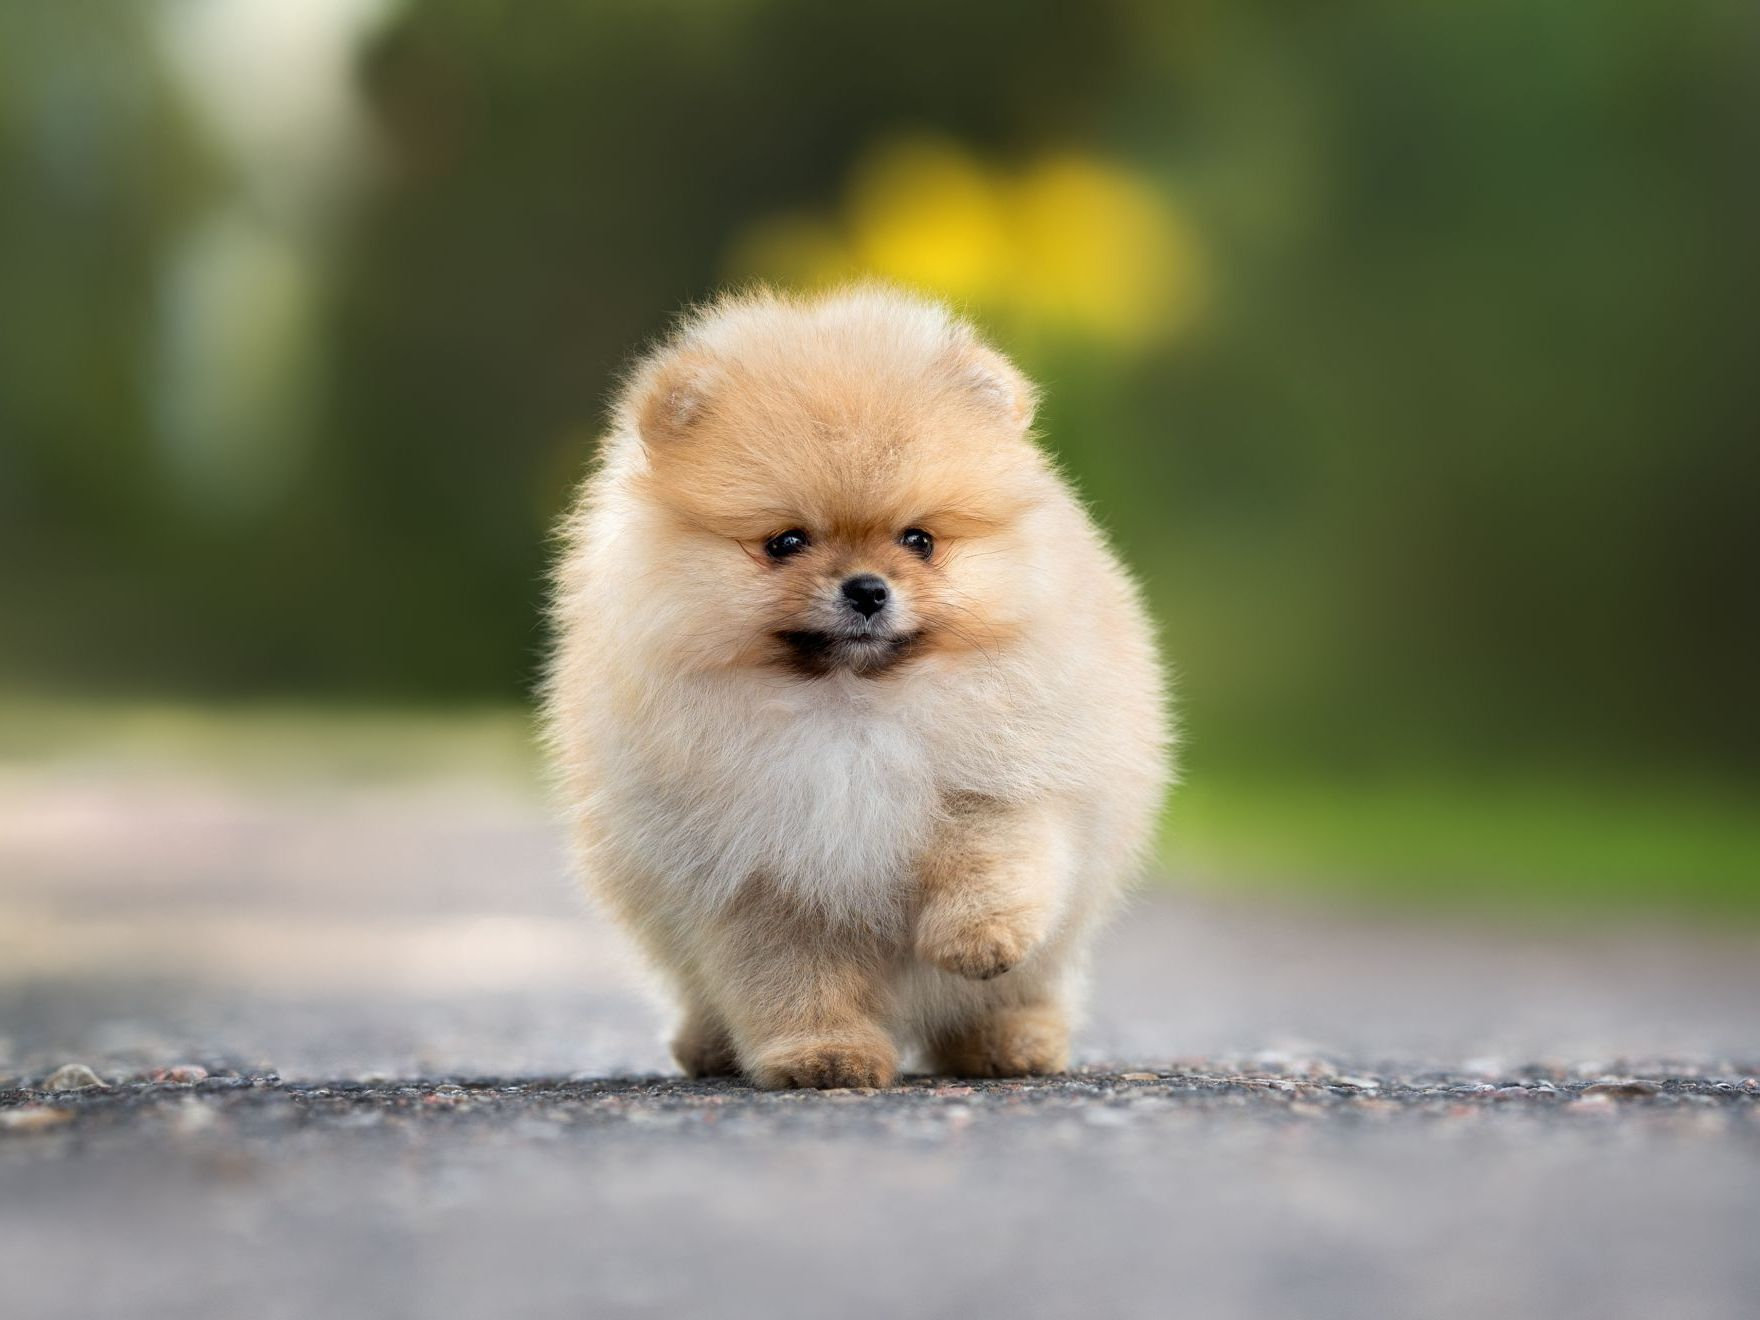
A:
[[722, 134, 1204, 348], [845, 135, 1009, 301]]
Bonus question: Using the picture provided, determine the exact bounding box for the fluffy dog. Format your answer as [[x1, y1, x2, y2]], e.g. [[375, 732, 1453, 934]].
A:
[[544, 285, 1168, 1088]]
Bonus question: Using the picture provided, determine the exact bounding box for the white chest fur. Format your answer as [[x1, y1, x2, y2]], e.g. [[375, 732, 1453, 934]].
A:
[[599, 672, 961, 919]]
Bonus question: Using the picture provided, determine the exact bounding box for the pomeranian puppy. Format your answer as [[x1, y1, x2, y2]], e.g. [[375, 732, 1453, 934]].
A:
[[544, 284, 1168, 1088]]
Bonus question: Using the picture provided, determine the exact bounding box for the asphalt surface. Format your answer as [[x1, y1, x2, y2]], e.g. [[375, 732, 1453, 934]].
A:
[[3, 757, 1758, 1319]]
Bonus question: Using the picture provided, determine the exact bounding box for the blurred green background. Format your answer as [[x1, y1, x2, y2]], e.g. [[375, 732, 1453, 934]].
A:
[[2, 0, 1755, 915]]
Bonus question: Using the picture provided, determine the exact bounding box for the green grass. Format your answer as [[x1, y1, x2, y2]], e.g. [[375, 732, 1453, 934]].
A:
[[1165, 770, 1760, 921], [0, 697, 543, 786]]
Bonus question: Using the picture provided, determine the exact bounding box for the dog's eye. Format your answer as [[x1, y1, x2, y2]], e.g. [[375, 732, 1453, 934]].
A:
[[764, 529, 811, 560], [898, 528, 934, 558]]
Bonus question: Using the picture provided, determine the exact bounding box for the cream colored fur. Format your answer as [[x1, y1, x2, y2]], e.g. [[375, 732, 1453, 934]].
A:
[[543, 284, 1169, 1087]]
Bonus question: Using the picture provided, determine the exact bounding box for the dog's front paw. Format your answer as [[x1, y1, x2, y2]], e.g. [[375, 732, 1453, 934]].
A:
[[930, 1005, 1069, 1078], [747, 1036, 897, 1090], [916, 913, 1033, 981]]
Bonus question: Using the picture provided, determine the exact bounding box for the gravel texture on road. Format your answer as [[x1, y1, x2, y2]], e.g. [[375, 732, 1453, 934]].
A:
[[3, 762, 1758, 1320], [9, 1063, 1750, 1139]]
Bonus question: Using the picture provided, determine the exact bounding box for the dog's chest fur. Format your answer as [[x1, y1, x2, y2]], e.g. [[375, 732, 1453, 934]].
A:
[[604, 670, 1020, 919]]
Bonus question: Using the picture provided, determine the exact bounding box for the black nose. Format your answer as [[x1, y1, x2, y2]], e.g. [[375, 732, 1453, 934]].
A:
[[840, 574, 890, 618]]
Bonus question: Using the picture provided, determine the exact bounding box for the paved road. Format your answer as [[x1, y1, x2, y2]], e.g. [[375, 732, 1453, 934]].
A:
[[2, 760, 1757, 1319]]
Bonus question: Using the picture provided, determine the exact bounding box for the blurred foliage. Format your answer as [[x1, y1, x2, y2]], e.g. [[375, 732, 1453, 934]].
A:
[[2, 0, 1757, 810]]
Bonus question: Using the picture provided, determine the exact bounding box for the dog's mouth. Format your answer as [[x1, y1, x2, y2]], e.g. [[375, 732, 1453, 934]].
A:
[[775, 629, 924, 677]]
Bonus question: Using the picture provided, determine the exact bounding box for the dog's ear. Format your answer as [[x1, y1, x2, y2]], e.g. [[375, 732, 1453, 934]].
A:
[[947, 337, 1037, 432], [627, 350, 721, 448]]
